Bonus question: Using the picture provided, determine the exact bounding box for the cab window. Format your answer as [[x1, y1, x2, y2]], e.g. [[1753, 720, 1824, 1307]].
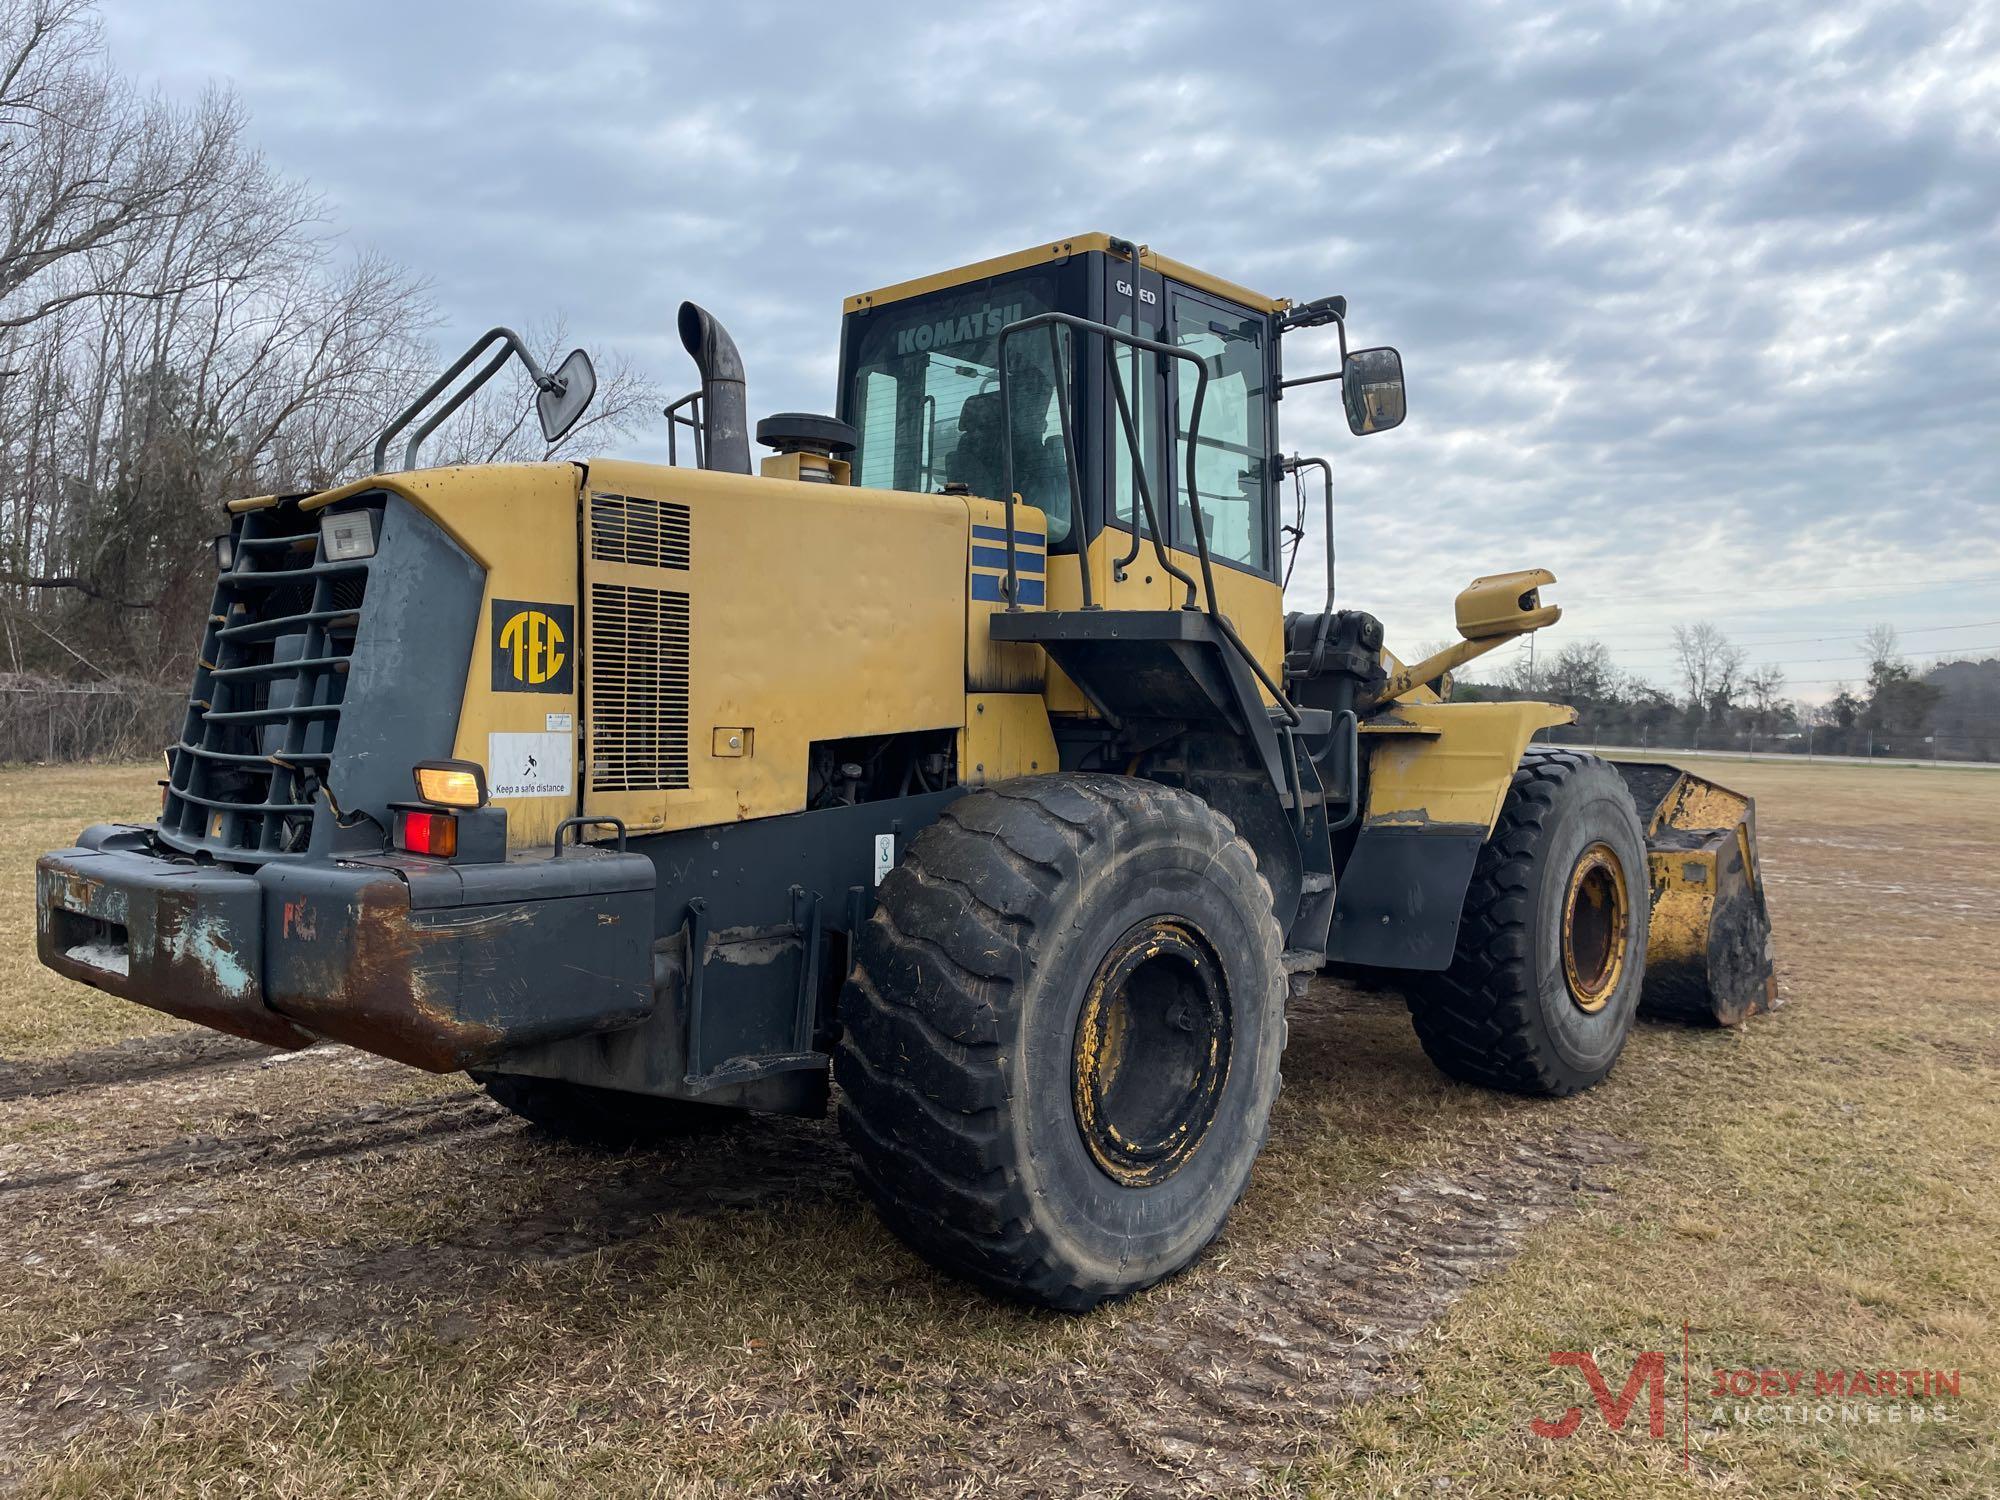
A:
[[1171, 290, 1270, 573], [846, 275, 1076, 548]]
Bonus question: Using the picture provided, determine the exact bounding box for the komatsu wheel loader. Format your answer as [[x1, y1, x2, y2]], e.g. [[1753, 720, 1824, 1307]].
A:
[[35, 236, 1775, 1310]]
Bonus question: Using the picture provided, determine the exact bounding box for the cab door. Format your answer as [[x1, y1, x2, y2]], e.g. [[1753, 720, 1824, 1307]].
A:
[[1162, 283, 1285, 688], [1091, 256, 1175, 611]]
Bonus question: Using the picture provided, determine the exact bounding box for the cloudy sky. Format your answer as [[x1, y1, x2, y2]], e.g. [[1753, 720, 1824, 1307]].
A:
[[101, 0, 2000, 699]]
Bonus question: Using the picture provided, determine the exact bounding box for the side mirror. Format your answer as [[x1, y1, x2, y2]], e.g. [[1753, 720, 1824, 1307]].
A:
[[1342, 346, 1405, 435], [537, 348, 598, 444]]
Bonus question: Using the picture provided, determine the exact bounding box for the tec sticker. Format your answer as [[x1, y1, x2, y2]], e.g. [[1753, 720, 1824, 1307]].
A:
[[491, 600, 573, 694]]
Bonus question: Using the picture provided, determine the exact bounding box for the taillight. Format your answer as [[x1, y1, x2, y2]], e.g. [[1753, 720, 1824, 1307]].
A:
[[396, 808, 457, 858]]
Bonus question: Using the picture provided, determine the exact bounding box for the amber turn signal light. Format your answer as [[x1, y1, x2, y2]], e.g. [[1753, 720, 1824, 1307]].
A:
[[413, 760, 487, 809]]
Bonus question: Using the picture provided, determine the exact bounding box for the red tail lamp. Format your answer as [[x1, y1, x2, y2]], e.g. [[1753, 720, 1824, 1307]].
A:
[[396, 808, 458, 859]]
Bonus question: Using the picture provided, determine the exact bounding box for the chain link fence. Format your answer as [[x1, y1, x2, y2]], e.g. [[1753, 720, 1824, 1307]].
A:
[[0, 678, 182, 765]]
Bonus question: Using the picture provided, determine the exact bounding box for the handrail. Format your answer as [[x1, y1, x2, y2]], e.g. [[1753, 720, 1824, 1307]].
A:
[[1279, 454, 1334, 612], [997, 309, 1205, 610], [372, 326, 563, 474], [1326, 709, 1361, 832], [664, 389, 705, 467], [995, 308, 1300, 726]]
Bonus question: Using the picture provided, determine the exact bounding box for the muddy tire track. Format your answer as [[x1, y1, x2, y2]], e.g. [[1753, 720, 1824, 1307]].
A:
[[0, 1032, 273, 1104], [0, 1092, 502, 1198], [837, 1128, 1636, 1498], [0, 1106, 854, 1461]]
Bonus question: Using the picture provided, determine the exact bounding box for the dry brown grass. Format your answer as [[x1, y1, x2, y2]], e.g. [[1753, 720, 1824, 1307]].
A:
[[0, 763, 186, 1058], [0, 758, 1996, 1496]]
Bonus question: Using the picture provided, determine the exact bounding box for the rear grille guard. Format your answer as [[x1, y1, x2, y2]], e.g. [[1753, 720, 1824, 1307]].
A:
[[160, 501, 378, 861]]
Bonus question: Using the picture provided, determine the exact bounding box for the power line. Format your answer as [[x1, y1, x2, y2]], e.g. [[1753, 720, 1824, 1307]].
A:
[[1576, 618, 2000, 648], [1609, 643, 2000, 670], [1553, 571, 2000, 604]]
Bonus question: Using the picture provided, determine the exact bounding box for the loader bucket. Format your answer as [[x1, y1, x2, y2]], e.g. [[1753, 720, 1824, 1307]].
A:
[[1612, 762, 1777, 1026]]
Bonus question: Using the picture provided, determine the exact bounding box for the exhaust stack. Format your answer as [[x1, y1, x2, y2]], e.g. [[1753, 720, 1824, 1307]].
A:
[[677, 301, 751, 475]]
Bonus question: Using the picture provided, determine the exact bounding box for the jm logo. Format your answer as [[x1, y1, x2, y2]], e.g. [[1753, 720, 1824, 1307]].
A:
[[1532, 1351, 1669, 1440]]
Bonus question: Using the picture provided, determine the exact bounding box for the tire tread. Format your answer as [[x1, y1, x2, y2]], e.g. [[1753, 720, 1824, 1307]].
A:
[[835, 772, 1281, 1311]]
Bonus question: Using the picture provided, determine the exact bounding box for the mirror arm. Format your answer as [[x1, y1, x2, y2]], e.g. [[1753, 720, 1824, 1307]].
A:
[[1279, 368, 1343, 391], [375, 325, 547, 473], [401, 343, 515, 471], [1275, 302, 1348, 391]]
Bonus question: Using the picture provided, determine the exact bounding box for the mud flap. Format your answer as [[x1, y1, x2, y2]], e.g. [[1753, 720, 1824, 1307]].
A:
[[1613, 763, 1777, 1026]]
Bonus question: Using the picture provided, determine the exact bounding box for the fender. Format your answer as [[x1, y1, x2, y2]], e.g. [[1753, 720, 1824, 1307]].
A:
[[1359, 701, 1577, 835], [1326, 701, 1576, 969]]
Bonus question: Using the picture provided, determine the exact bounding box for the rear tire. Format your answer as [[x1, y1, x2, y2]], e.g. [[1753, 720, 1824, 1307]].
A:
[[835, 774, 1286, 1312], [472, 1073, 741, 1148], [1407, 748, 1649, 1096]]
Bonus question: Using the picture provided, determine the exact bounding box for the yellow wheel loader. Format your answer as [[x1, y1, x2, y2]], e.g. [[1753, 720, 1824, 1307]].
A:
[[35, 236, 1774, 1310]]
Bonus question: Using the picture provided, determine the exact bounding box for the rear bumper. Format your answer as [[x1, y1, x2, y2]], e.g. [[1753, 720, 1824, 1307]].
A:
[[36, 826, 656, 1071]]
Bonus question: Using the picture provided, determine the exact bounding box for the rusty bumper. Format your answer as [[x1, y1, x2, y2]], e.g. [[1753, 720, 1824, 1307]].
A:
[[37, 826, 656, 1071]]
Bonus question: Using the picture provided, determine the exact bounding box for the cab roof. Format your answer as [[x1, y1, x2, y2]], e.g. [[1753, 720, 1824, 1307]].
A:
[[842, 233, 1290, 317]]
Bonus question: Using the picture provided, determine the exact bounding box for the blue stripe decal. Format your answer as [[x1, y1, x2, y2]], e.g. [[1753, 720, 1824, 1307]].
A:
[[971, 573, 1044, 605], [971, 546, 1043, 573], [971, 523, 1046, 548]]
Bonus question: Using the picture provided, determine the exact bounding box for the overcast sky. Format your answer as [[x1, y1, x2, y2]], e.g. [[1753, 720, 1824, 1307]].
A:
[[101, 0, 2000, 699]]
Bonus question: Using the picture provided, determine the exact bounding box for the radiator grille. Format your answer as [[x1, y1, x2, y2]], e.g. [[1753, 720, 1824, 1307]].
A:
[[590, 492, 691, 570], [159, 500, 375, 861], [588, 582, 691, 791]]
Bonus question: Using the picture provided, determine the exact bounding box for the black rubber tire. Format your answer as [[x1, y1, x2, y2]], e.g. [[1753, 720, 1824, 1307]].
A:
[[1407, 747, 1650, 1096], [835, 773, 1287, 1312], [471, 1072, 740, 1148]]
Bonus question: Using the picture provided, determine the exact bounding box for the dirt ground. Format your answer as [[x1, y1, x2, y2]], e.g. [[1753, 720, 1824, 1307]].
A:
[[0, 758, 1995, 1497]]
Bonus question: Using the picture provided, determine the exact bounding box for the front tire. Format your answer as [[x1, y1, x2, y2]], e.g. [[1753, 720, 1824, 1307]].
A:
[[1407, 748, 1650, 1096], [835, 774, 1286, 1312]]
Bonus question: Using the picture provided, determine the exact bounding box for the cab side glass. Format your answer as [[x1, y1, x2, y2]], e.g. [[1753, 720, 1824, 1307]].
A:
[[1342, 346, 1405, 435]]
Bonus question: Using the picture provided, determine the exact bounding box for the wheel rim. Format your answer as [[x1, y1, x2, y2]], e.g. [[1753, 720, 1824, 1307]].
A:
[[1072, 918, 1233, 1188], [1562, 842, 1631, 1014]]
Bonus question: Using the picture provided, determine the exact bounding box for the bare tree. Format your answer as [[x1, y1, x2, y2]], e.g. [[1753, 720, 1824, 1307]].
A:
[[1542, 639, 1619, 706], [1744, 662, 1787, 733], [0, 1, 282, 330], [0, 0, 663, 712], [1862, 622, 1901, 673], [1672, 620, 1747, 713]]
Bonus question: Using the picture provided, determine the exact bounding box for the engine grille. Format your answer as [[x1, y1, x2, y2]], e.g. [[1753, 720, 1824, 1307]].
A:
[[160, 501, 376, 860], [590, 492, 691, 570], [588, 582, 691, 792]]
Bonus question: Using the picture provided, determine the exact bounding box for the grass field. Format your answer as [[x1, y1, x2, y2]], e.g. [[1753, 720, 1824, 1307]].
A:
[[0, 758, 1995, 1496], [0, 765, 184, 1058]]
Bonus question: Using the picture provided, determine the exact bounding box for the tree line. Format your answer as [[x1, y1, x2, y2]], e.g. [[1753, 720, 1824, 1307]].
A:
[[1453, 620, 1999, 762], [0, 0, 658, 720]]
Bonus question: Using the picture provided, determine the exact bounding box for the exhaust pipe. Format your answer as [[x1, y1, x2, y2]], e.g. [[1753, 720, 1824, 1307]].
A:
[[677, 301, 750, 475]]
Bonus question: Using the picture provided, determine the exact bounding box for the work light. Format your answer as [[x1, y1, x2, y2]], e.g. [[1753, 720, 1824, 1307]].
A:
[[320, 510, 375, 561], [413, 760, 487, 809]]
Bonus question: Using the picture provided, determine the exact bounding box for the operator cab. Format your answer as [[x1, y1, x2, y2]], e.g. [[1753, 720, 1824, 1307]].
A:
[[835, 235, 1291, 583]]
